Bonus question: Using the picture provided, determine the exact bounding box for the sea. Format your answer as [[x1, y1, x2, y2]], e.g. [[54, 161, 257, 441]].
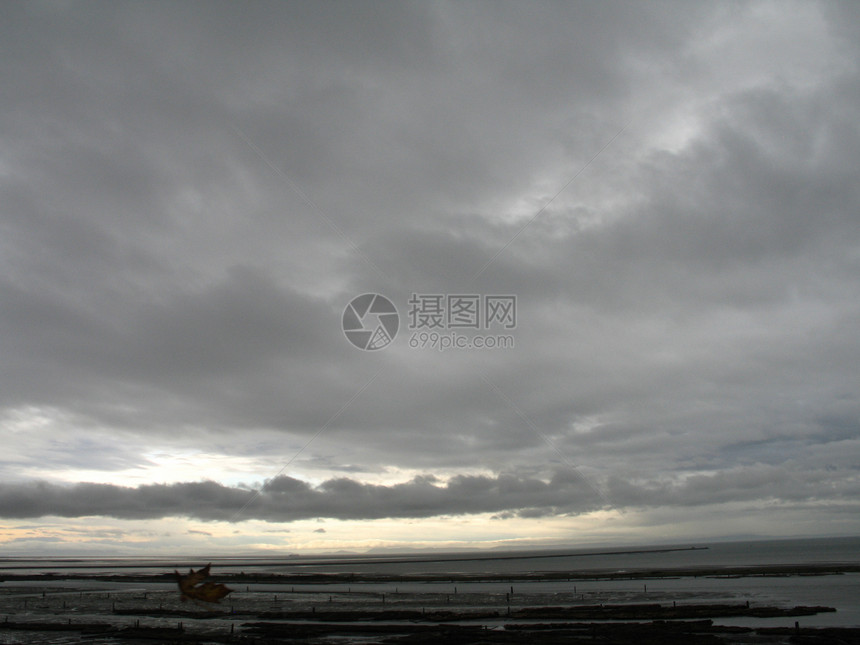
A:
[[1, 534, 858, 638]]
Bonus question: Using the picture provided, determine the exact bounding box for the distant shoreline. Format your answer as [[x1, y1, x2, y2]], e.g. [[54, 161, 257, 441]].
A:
[[0, 545, 709, 571], [2, 561, 858, 585]]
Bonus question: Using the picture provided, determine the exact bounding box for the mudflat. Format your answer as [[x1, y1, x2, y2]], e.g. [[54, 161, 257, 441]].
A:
[[1, 562, 859, 643]]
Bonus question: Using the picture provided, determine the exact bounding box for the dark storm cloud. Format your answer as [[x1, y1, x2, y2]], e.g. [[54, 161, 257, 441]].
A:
[[0, 461, 855, 522], [0, 1, 859, 533], [0, 473, 596, 521]]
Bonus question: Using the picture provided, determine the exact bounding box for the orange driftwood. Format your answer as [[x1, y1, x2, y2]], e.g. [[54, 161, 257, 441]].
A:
[[174, 563, 233, 603]]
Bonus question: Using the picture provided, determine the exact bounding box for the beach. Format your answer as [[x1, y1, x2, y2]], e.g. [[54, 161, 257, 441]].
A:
[[1, 538, 859, 643]]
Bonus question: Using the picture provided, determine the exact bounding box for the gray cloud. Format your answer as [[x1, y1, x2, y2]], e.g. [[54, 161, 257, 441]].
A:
[[0, 1, 858, 541], [0, 472, 598, 522], [0, 462, 855, 523]]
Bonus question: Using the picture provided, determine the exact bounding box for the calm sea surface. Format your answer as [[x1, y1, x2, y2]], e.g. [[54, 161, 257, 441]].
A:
[[2, 536, 859, 628]]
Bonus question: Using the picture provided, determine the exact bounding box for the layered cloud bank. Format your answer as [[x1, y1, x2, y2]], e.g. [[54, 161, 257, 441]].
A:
[[1, 464, 856, 524], [1, 2, 859, 548]]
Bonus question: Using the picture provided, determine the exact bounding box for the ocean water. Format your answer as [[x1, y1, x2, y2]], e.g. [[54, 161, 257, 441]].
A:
[[2, 535, 856, 575], [1, 535, 858, 632], [272, 535, 860, 575], [243, 535, 860, 627]]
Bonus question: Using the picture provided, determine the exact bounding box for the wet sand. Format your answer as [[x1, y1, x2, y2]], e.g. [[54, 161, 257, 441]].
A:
[[1, 563, 859, 643]]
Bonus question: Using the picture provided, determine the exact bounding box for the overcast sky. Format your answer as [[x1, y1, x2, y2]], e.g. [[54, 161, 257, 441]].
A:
[[1, 0, 859, 555]]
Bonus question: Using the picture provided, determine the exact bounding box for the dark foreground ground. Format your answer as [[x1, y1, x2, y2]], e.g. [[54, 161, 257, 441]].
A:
[[1, 562, 859, 644]]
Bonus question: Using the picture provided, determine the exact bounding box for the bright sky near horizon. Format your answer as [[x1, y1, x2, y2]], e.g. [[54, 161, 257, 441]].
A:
[[1, 0, 859, 555]]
